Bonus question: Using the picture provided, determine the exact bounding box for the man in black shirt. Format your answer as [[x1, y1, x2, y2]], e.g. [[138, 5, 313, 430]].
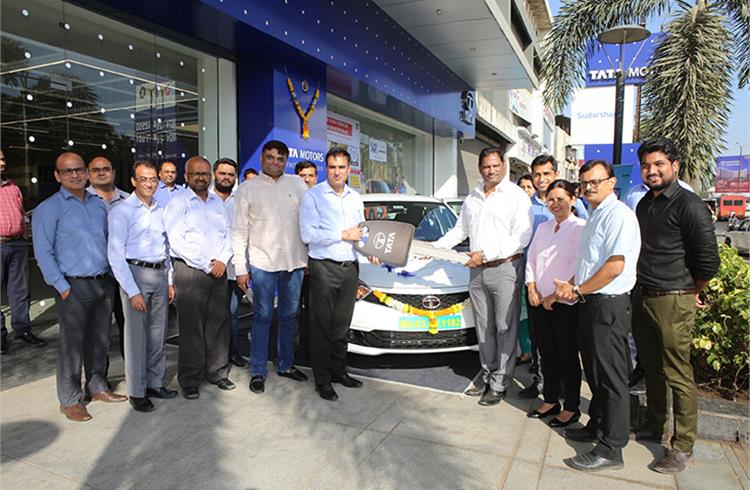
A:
[[633, 138, 719, 474]]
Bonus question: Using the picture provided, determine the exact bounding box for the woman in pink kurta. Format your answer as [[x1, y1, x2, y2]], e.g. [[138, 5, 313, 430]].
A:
[[525, 180, 585, 427]]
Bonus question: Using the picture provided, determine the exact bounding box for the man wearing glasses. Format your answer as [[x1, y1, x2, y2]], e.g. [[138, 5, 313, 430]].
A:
[[164, 156, 235, 400], [555, 160, 641, 471], [87, 156, 129, 361], [33, 152, 127, 423], [108, 160, 178, 413]]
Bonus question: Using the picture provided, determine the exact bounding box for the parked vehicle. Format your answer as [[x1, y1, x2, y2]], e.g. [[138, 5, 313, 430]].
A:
[[718, 195, 747, 220], [441, 197, 464, 217], [350, 194, 476, 355], [726, 218, 750, 254]]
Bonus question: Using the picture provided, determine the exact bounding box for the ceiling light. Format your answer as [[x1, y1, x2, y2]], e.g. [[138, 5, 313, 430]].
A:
[[131, 148, 136, 153], [128, 44, 134, 51], [130, 113, 135, 119], [97, 34, 104, 41], [66, 101, 73, 108], [25, 94, 33, 101], [68, 140, 74, 146], [21, 9, 29, 16], [24, 51, 31, 59], [101, 144, 107, 149], [436, 9, 443, 15], [31, 177, 38, 184], [65, 62, 72, 69], [28, 136, 35, 143]]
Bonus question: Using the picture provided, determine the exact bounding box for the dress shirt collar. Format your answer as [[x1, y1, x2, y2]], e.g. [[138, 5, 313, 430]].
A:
[[257, 171, 287, 184], [645, 179, 681, 203], [472, 179, 512, 199], [184, 185, 218, 204], [0, 177, 12, 187], [209, 187, 235, 201], [591, 192, 618, 213], [322, 179, 353, 197], [125, 192, 158, 210], [61, 186, 95, 202], [86, 185, 127, 201], [531, 192, 545, 205]]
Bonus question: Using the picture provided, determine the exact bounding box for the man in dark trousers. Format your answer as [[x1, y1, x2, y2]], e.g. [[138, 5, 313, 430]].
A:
[[633, 138, 719, 474], [33, 152, 127, 422], [555, 159, 641, 471]]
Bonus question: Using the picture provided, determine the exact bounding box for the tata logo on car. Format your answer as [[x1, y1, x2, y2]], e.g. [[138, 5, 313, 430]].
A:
[[421, 295, 441, 310], [372, 232, 396, 254]]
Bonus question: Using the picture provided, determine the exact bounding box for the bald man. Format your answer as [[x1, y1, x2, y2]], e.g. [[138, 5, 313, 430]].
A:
[[33, 152, 127, 423], [164, 156, 235, 399], [154, 161, 184, 208]]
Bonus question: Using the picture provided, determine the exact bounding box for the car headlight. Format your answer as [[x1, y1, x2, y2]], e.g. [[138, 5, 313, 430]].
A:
[[355, 281, 372, 301]]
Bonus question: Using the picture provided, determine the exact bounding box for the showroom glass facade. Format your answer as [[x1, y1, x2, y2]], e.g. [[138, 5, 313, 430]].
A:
[[1, 0, 223, 207]]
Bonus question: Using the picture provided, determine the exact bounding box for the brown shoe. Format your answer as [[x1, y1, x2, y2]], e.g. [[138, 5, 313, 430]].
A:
[[60, 403, 92, 422], [652, 449, 692, 474], [90, 390, 127, 403]]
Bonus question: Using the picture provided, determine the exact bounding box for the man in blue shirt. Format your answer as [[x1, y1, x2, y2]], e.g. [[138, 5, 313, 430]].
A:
[[300, 147, 376, 401], [555, 160, 641, 472], [33, 152, 127, 422], [153, 160, 183, 208]]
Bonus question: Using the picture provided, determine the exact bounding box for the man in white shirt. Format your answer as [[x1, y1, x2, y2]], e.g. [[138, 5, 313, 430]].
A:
[[211, 157, 247, 369], [108, 160, 178, 412], [435, 147, 533, 406], [164, 156, 235, 399], [232, 141, 309, 395]]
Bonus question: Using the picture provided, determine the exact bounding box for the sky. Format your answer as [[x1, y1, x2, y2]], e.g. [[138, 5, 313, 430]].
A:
[[547, 0, 749, 158]]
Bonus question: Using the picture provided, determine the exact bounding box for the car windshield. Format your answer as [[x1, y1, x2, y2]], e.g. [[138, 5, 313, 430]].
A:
[[363, 201, 457, 241]]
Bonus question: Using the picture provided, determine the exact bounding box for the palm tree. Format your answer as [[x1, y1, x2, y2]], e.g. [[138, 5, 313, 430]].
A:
[[541, 0, 749, 189]]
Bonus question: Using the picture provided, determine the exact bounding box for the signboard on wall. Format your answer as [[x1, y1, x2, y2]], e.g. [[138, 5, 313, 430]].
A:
[[570, 85, 637, 146], [134, 81, 182, 164], [327, 111, 363, 192], [369, 138, 387, 163], [716, 155, 750, 193], [509, 89, 532, 122]]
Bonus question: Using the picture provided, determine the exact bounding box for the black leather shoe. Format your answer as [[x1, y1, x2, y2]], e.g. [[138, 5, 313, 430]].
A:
[[527, 403, 561, 419], [129, 396, 155, 412], [478, 389, 505, 406], [464, 382, 486, 397], [0, 337, 7, 355], [249, 376, 265, 394], [519, 383, 540, 399], [564, 426, 597, 442], [229, 355, 248, 368], [332, 373, 363, 388], [278, 366, 308, 382], [549, 411, 581, 428], [146, 387, 178, 399], [564, 449, 623, 472], [317, 384, 339, 401], [215, 378, 236, 391], [183, 387, 200, 400], [16, 331, 46, 347]]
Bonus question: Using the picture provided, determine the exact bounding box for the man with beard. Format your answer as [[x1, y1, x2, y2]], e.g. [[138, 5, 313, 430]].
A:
[[632, 139, 719, 473], [211, 157, 247, 368], [108, 160, 178, 412], [164, 156, 234, 399], [232, 141, 309, 394], [33, 152, 127, 422], [434, 148, 533, 406]]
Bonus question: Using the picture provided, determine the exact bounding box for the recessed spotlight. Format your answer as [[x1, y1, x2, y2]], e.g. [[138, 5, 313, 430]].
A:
[[31, 177, 38, 184], [25, 94, 33, 101], [130, 113, 135, 119], [157, 117, 162, 123], [202, 126, 206, 131], [97, 33, 104, 41], [265, 20, 269, 26], [24, 51, 31, 59], [201, 68, 206, 73], [157, 150, 163, 156], [129, 79, 134, 85], [21, 8, 29, 16], [99, 71, 105, 77], [131, 148, 136, 153], [65, 62, 72, 69], [68, 140, 74, 146], [180, 91, 185, 96], [66, 101, 73, 108], [243, 9, 248, 15], [180, 122, 185, 127], [100, 108, 106, 113], [63, 23, 71, 30], [128, 44, 134, 50], [201, 97, 206, 102], [28, 136, 35, 143], [179, 60, 184, 67], [181, 153, 186, 158], [101, 143, 107, 149], [156, 52, 161, 58]]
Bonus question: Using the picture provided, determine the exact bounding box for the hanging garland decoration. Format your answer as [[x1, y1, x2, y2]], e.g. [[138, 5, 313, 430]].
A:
[[285, 69, 320, 140], [371, 290, 468, 335]]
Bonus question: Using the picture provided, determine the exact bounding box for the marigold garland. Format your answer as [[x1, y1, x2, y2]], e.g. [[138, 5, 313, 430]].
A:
[[371, 290, 466, 335], [286, 74, 320, 140]]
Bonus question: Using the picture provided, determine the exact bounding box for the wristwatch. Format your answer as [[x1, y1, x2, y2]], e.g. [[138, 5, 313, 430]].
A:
[[573, 285, 586, 303]]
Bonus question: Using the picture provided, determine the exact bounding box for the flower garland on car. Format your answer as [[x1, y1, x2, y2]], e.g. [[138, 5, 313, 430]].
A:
[[371, 290, 466, 335]]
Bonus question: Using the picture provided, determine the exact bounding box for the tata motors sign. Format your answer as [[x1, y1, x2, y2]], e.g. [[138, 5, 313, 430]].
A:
[[585, 33, 662, 87]]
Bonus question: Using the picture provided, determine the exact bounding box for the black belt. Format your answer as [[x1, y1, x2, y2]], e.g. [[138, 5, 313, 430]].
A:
[[639, 286, 696, 297], [65, 273, 109, 280], [319, 258, 357, 267], [127, 258, 165, 270], [0, 235, 24, 243], [581, 292, 630, 302]]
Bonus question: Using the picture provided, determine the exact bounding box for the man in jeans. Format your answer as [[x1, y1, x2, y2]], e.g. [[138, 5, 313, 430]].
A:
[[0, 149, 46, 354], [633, 138, 719, 473], [231, 140, 309, 394]]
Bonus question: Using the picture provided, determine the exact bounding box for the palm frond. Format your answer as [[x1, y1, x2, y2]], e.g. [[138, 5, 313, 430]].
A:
[[540, 0, 670, 110], [640, 1, 733, 188], [718, 0, 750, 88]]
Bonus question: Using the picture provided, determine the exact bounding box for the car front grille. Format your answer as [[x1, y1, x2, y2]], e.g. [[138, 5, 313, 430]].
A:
[[348, 328, 477, 350], [363, 291, 469, 309]]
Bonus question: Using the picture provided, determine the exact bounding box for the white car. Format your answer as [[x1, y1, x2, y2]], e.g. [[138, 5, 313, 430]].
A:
[[349, 194, 477, 356]]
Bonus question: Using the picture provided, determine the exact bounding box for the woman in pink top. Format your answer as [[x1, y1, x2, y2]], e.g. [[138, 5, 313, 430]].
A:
[[525, 180, 585, 427]]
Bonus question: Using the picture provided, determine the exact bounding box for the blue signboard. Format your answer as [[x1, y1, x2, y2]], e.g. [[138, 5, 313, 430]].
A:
[[716, 155, 750, 193], [585, 34, 663, 87]]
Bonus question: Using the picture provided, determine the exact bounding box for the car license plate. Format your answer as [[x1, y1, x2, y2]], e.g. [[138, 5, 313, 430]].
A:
[[398, 314, 462, 331]]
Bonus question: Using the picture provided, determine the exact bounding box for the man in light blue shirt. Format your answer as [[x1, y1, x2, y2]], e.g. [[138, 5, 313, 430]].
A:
[[153, 160, 183, 208], [300, 147, 372, 401], [33, 152, 126, 422], [108, 160, 178, 412], [164, 156, 234, 399], [555, 160, 640, 472]]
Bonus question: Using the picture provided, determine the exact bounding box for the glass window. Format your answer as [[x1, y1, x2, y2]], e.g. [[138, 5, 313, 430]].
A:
[[734, 200, 744, 206], [363, 201, 457, 241], [328, 95, 434, 196], [1, 0, 226, 207]]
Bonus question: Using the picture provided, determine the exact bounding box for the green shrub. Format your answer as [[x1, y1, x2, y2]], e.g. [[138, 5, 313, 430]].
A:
[[692, 245, 750, 400]]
